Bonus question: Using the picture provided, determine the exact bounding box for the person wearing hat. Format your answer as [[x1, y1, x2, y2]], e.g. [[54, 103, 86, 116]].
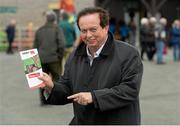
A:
[[33, 10, 65, 105]]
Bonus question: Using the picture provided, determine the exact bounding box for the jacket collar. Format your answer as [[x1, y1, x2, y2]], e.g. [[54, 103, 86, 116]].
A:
[[75, 32, 115, 57], [44, 22, 56, 27]]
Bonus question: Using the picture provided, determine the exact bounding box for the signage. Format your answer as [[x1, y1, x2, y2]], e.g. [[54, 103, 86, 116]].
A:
[[0, 7, 17, 13]]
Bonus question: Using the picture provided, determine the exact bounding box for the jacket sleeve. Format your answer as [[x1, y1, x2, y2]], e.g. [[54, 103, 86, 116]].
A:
[[92, 50, 143, 111], [47, 80, 72, 105]]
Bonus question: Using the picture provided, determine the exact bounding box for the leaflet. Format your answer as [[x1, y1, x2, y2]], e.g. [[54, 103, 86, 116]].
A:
[[19, 48, 45, 89]]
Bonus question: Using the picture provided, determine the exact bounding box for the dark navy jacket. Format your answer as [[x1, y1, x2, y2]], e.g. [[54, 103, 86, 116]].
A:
[[6, 25, 15, 43], [48, 32, 143, 125]]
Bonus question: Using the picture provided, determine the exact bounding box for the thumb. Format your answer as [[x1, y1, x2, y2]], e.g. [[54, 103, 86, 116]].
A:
[[38, 72, 48, 81]]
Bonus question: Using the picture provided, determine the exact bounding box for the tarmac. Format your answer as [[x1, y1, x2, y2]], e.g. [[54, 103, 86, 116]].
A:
[[0, 49, 180, 125]]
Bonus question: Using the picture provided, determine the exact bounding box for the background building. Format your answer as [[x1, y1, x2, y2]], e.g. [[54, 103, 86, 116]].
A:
[[95, 0, 180, 24], [0, 0, 94, 27], [0, 0, 94, 50], [1, 0, 180, 50]]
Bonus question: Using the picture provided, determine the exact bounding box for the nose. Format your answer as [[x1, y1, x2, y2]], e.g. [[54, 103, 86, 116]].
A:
[[86, 30, 92, 38]]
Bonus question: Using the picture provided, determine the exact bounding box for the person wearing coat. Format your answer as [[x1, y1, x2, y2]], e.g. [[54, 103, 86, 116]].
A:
[[170, 19, 180, 61], [39, 7, 143, 125], [6, 19, 16, 54], [140, 17, 149, 60], [33, 10, 65, 105]]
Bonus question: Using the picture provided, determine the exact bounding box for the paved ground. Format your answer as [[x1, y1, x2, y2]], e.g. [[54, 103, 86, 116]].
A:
[[0, 49, 180, 125]]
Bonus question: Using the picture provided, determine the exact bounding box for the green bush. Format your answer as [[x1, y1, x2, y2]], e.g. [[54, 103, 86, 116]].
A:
[[0, 30, 7, 51]]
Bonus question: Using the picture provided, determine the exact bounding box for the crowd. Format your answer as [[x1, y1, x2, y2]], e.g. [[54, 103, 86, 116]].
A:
[[108, 16, 180, 64], [140, 17, 180, 64], [1, 12, 180, 64]]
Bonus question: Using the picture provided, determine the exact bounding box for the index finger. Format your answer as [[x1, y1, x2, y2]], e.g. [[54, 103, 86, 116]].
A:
[[67, 93, 79, 99]]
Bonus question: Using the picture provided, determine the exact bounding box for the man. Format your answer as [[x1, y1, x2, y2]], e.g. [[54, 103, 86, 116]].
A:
[[33, 10, 65, 105], [6, 19, 16, 54], [39, 7, 143, 124], [140, 17, 149, 60], [146, 17, 156, 61]]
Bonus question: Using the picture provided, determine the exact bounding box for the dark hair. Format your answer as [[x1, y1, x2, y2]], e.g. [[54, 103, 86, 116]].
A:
[[77, 7, 109, 29]]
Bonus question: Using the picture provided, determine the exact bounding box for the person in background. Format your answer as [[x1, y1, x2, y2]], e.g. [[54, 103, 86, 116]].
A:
[[140, 17, 149, 60], [39, 7, 143, 125], [145, 17, 156, 61], [33, 10, 65, 105], [59, 11, 76, 62], [154, 17, 167, 64], [118, 19, 129, 42], [5, 19, 16, 54], [26, 21, 34, 47], [170, 19, 180, 61], [128, 19, 136, 46], [109, 17, 116, 34]]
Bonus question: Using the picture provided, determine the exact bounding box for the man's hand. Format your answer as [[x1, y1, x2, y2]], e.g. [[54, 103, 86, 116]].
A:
[[67, 92, 93, 105], [38, 72, 54, 93]]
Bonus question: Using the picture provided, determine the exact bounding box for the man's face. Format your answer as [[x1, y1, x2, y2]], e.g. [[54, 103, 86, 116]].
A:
[[79, 13, 109, 49]]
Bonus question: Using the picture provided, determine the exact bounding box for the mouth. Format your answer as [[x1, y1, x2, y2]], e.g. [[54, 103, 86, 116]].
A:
[[86, 40, 96, 45], [87, 38, 96, 42]]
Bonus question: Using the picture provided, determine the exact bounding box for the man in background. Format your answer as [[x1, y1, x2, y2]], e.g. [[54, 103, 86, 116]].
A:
[[6, 19, 16, 54], [33, 11, 65, 105]]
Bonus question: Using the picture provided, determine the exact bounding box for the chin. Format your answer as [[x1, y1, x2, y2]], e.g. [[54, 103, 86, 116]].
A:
[[87, 41, 97, 45], [87, 43, 96, 47]]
